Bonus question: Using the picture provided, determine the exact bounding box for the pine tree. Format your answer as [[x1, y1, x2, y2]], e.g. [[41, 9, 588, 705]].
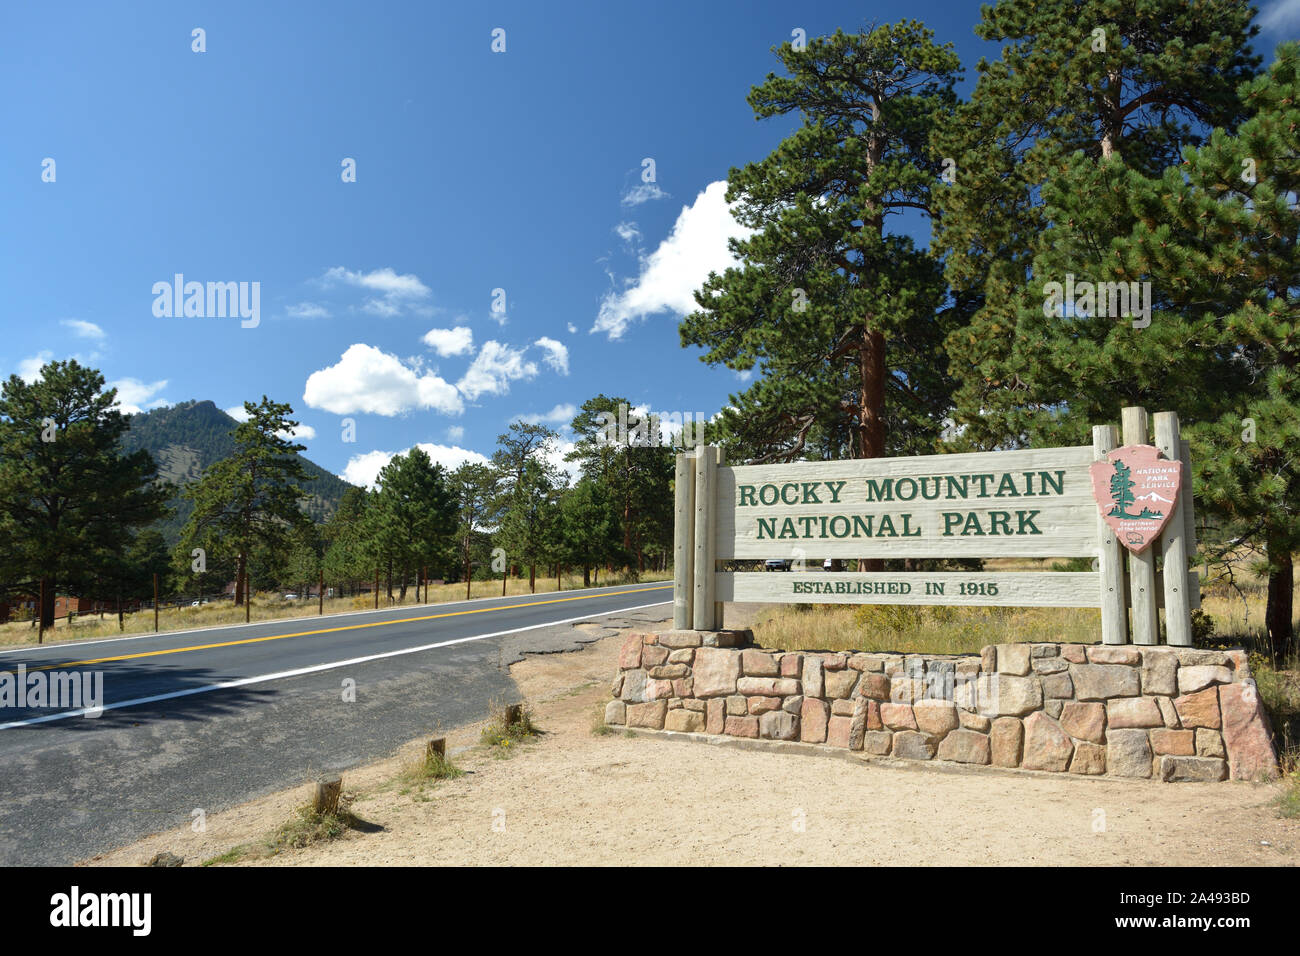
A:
[[680, 22, 963, 464], [177, 397, 313, 606], [0, 360, 170, 629], [1118, 44, 1300, 659], [932, 0, 1259, 447]]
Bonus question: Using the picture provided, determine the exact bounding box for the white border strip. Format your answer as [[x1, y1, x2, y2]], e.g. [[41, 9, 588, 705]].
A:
[[0, 599, 672, 730]]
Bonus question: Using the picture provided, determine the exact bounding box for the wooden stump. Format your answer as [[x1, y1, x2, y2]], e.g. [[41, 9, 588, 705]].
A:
[[313, 775, 342, 816], [504, 704, 523, 728], [426, 738, 446, 760]]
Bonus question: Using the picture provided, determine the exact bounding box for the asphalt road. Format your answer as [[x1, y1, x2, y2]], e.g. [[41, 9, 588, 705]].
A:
[[0, 583, 672, 865]]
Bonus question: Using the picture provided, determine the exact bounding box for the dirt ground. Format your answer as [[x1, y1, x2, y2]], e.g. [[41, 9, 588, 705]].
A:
[[86, 618, 1299, 867]]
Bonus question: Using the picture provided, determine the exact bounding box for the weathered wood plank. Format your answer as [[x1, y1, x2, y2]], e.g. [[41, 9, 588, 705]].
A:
[[716, 571, 1102, 607], [713, 446, 1098, 559], [1093, 424, 1129, 645], [692, 446, 716, 630], [673, 452, 695, 630], [1122, 407, 1160, 645], [1155, 413, 1193, 646]]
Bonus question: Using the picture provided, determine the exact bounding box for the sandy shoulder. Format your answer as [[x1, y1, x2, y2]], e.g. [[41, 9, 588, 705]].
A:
[[86, 621, 1298, 867]]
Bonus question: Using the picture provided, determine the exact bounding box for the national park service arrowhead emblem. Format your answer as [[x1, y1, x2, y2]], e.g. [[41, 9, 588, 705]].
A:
[[1089, 445, 1182, 554]]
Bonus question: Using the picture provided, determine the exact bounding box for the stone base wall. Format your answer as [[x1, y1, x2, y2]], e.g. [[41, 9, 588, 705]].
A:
[[605, 631, 1280, 782]]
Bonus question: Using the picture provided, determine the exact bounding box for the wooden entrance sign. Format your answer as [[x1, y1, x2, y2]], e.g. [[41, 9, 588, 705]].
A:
[[672, 406, 1198, 645]]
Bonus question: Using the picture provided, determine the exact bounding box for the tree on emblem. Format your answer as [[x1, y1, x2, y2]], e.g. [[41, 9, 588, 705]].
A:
[[1108, 459, 1138, 519]]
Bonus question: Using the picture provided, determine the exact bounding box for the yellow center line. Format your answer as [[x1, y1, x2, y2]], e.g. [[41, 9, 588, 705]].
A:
[[24, 585, 674, 672]]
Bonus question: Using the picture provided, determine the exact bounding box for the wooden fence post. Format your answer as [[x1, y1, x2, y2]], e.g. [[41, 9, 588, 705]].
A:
[[692, 445, 716, 631], [374, 568, 379, 609], [1122, 407, 1159, 645], [1155, 412, 1193, 646], [319, 569, 324, 615], [1092, 424, 1128, 645], [674, 451, 696, 630], [153, 573, 159, 633]]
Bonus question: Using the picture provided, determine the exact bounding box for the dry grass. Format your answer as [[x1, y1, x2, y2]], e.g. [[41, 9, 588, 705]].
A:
[[0, 569, 671, 648]]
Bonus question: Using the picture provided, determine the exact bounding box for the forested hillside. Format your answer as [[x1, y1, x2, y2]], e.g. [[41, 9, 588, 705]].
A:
[[120, 400, 353, 543]]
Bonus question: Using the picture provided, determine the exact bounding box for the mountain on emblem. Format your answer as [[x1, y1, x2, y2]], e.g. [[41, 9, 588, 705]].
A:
[[1088, 445, 1183, 554]]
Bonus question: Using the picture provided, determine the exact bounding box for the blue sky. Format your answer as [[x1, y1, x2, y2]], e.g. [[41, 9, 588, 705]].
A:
[[3, 1, 1296, 486]]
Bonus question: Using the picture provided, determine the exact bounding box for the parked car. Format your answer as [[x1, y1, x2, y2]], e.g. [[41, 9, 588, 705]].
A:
[[765, 558, 793, 571], [283, 592, 299, 601]]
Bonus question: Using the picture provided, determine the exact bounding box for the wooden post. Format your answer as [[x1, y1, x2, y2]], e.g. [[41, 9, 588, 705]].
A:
[[713, 446, 725, 630], [245, 568, 251, 623], [37, 578, 44, 644], [1178, 438, 1198, 559], [673, 451, 696, 629], [319, 569, 324, 615], [312, 775, 342, 816], [504, 703, 523, 728], [692, 445, 716, 631], [1122, 407, 1159, 645], [1092, 424, 1128, 645], [426, 738, 446, 760], [1155, 412, 1192, 646], [374, 568, 379, 609], [153, 573, 159, 632]]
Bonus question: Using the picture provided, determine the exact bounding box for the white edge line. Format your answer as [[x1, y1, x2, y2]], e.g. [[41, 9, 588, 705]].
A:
[[0, 599, 673, 730], [0, 582, 674, 658]]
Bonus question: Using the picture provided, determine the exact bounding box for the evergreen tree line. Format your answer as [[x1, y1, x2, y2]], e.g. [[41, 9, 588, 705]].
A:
[[0, 368, 679, 628], [685, 4, 1298, 658]]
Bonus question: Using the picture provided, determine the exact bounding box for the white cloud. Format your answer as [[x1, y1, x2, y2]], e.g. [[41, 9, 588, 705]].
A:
[[286, 302, 331, 319], [456, 341, 538, 401], [304, 343, 463, 416], [544, 438, 580, 482], [17, 351, 54, 383], [621, 183, 669, 207], [320, 266, 432, 317], [566, 322, 578, 334], [223, 404, 317, 441], [445, 425, 465, 442], [423, 326, 474, 357], [594, 180, 755, 339], [518, 402, 576, 426], [614, 221, 641, 244], [60, 319, 105, 341], [533, 337, 569, 375], [1259, 0, 1300, 32], [342, 442, 490, 488], [110, 378, 169, 415]]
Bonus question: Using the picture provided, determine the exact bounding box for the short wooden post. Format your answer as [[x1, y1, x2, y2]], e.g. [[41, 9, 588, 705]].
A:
[[374, 568, 379, 609], [426, 738, 446, 760], [312, 775, 342, 816], [1092, 424, 1128, 645], [1122, 407, 1159, 645], [153, 573, 159, 633], [504, 703, 523, 728], [673, 451, 696, 629], [318, 569, 324, 615], [692, 445, 716, 631], [1155, 412, 1192, 646]]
